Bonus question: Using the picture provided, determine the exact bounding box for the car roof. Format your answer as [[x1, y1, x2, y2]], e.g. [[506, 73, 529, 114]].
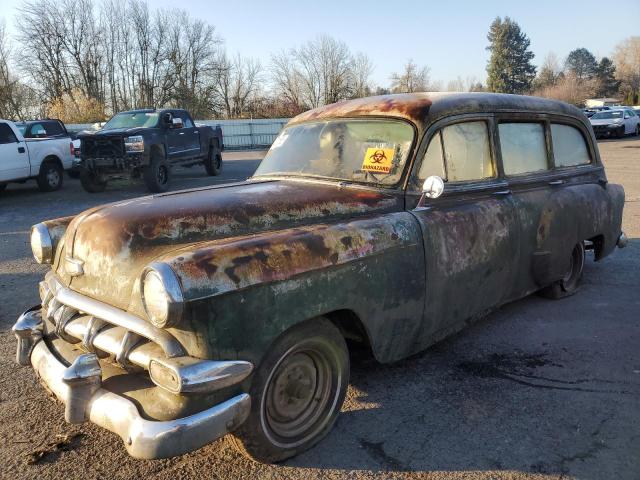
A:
[[289, 92, 587, 133]]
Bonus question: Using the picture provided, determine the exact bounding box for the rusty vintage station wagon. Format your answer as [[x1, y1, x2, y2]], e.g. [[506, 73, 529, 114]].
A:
[[14, 93, 626, 462]]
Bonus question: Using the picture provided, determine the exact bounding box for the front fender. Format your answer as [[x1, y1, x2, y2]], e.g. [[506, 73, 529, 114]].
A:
[[160, 212, 426, 364]]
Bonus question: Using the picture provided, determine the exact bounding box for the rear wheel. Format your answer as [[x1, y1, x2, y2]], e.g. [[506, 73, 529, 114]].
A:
[[635, 124, 639, 136], [143, 151, 170, 193], [204, 147, 222, 176], [80, 167, 107, 193], [37, 161, 63, 192], [230, 318, 349, 463], [539, 242, 585, 299]]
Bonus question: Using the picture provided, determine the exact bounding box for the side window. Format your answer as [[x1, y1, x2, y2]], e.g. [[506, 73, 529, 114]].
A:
[[30, 123, 46, 137], [499, 123, 548, 175], [44, 121, 63, 136], [417, 132, 446, 181], [0, 123, 18, 144], [441, 121, 494, 182], [182, 115, 194, 128], [551, 124, 591, 167]]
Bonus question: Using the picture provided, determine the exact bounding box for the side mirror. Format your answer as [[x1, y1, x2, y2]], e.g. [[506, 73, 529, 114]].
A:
[[171, 117, 183, 129], [422, 176, 445, 199]]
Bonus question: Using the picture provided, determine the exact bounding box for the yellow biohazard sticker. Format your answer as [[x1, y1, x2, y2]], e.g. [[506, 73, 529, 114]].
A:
[[361, 147, 394, 174]]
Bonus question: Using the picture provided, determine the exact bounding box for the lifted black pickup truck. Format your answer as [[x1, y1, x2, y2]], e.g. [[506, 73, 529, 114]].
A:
[[77, 109, 223, 192]]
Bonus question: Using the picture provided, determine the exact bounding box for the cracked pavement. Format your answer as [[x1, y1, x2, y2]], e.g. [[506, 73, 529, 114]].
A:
[[0, 143, 638, 480]]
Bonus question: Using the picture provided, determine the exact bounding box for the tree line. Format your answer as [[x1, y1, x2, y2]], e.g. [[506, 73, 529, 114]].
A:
[[0, 3, 638, 123]]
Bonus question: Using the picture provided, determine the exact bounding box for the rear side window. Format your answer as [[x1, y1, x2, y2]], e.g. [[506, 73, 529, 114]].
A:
[[44, 121, 64, 136], [551, 124, 591, 167], [499, 123, 548, 175], [0, 123, 18, 144]]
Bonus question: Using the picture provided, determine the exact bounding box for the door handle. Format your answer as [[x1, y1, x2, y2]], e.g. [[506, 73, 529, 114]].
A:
[[18, 146, 25, 153], [178, 132, 185, 135], [493, 189, 511, 196], [548, 179, 565, 186]]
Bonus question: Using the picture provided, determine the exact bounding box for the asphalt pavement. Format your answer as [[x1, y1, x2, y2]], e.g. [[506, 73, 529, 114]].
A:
[[0, 142, 638, 480]]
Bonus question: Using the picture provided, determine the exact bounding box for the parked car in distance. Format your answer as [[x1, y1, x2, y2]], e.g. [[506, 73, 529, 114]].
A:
[[77, 109, 224, 193], [589, 107, 640, 138], [13, 93, 625, 463], [14, 119, 70, 139], [0, 119, 74, 191]]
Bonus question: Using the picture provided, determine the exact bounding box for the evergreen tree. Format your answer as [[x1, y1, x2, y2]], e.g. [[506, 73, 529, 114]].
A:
[[486, 17, 536, 94], [565, 48, 598, 80], [595, 57, 620, 97]]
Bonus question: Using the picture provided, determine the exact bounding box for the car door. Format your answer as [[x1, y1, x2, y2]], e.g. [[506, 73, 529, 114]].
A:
[[408, 116, 520, 344], [178, 112, 201, 157], [0, 122, 29, 182], [165, 111, 188, 160]]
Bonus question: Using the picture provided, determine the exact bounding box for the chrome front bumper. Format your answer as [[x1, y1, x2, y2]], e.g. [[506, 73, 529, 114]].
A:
[[13, 308, 251, 459]]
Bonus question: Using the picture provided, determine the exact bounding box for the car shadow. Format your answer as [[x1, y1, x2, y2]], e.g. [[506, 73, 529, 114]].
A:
[[282, 241, 640, 479]]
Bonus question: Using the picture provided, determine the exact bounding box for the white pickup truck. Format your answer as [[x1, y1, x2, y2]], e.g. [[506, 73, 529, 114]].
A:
[[0, 119, 74, 192]]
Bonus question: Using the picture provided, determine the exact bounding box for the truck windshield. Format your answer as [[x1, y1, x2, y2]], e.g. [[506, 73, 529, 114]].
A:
[[102, 112, 159, 130], [253, 119, 415, 186]]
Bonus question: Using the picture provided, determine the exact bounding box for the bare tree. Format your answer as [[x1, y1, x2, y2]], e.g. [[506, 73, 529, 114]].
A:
[[613, 36, 640, 104], [446, 76, 481, 92], [350, 52, 374, 98], [213, 51, 262, 118], [390, 60, 432, 93]]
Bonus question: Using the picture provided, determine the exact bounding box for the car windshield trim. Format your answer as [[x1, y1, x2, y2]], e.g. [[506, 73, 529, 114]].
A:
[[252, 118, 416, 189]]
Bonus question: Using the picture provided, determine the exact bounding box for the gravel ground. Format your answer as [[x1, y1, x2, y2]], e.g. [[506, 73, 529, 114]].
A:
[[0, 142, 638, 480]]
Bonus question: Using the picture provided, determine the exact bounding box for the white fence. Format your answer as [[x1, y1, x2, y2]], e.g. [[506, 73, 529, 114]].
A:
[[67, 118, 291, 150]]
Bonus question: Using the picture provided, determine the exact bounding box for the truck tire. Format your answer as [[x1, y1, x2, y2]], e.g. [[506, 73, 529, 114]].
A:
[[204, 147, 222, 176], [539, 242, 585, 299], [230, 317, 349, 463], [0, 183, 6, 191], [37, 160, 63, 192], [80, 167, 107, 193], [143, 151, 170, 193]]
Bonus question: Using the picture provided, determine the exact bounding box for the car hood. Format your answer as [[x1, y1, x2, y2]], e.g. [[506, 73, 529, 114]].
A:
[[59, 179, 400, 311], [78, 128, 145, 138]]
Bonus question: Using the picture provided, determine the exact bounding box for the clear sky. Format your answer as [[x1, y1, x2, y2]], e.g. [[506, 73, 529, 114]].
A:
[[2, 0, 638, 87]]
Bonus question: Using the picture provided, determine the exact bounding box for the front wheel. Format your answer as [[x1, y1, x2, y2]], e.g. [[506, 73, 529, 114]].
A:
[[539, 242, 585, 299], [230, 318, 349, 463], [143, 153, 170, 193], [80, 167, 107, 193], [635, 124, 640, 136]]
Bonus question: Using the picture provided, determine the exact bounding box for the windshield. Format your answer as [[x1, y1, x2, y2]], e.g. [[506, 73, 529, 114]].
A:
[[102, 112, 159, 130], [254, 119, 414, 186], [592, 111, 623, 120]]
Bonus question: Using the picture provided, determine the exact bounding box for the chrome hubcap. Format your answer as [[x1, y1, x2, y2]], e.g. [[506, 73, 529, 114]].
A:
[[47, 169, 60, 186]]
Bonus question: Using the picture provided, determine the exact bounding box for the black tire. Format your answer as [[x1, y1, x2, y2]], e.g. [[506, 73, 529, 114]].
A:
[[143, 151, 170, 193], [204, 147, 222, 176], [80, 167, 107, 193], [230, 318, 349, 463], [539, 242, 585, 299], [37, 161, 63, 192], [617, 126, 625, 138], [0, 183, 6, 191], [635, 124, 640, 136]]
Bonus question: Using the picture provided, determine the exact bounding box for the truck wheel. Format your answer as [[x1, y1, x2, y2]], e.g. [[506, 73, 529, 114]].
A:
[[539, 242, 585, 299], [204, 147, 222, 176], [37, 161, 63, 192], [0, 183, 6, 191], [143, 152, 170, 192], [80, 167, 107, 193], [230, 318, 349, 463]]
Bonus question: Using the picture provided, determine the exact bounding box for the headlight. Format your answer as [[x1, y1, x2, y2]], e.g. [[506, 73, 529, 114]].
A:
[[30, 223, 53, 264], [124, 135, 144, 152], [141, 264, 184, 328]]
